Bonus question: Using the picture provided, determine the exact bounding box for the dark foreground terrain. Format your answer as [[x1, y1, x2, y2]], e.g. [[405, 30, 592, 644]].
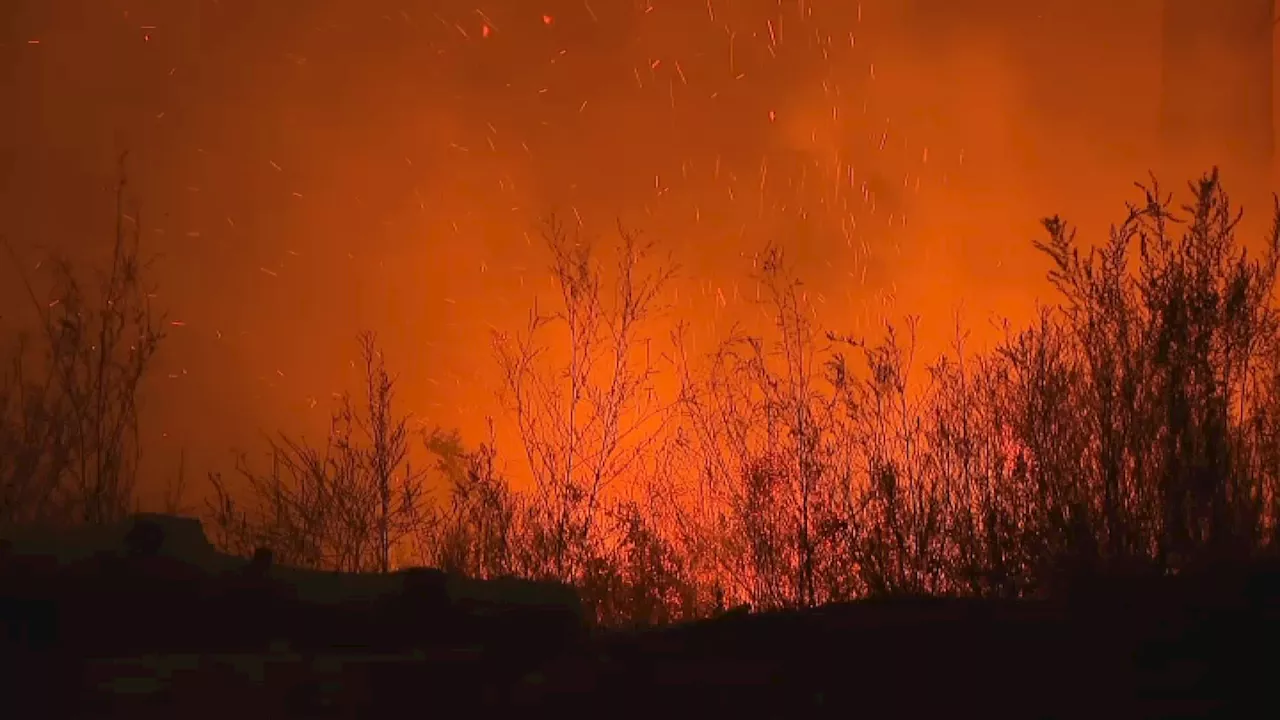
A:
[[3, 514, 1278, 718]]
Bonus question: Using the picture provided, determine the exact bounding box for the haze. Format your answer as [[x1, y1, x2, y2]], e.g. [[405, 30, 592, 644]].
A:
[[1, 0, 1275, 502]]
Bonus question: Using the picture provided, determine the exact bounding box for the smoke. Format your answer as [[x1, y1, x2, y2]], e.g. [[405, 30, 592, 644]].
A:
[[1, 0, 1272, 500]]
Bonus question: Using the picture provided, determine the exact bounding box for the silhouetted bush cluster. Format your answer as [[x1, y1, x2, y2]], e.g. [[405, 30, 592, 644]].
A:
[[7, 169, 1279, 627], [1, 167, 163, 530]]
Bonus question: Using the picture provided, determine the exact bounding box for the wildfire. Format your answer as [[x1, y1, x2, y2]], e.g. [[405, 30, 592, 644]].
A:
[[12, 1, 1250, 502]]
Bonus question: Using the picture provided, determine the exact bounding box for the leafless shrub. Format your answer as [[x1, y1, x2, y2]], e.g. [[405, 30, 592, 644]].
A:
[[579, 495, 699, 627], [826, 320, 953, 597], [426, 423, 523, 578], [0, 157, 163, 530], [194, 168, 1280, 626], [491, 217, 677, 585], [662, 168, 1280, 612], [206, 332, 430, 572], [1031, 169, 1280, 574], [672, 246, 855, 609]]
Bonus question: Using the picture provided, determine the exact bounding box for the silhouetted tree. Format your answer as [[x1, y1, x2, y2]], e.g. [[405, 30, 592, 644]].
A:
[[0, 157, 164, 530], [492, 216, 677, 591], [206, 332, 429, 572]]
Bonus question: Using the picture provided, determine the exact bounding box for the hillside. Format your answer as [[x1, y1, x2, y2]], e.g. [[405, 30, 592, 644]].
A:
[[3, 515, 1278, 718]]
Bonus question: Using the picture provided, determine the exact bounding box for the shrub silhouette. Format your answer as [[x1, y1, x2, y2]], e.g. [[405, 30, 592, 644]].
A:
[[1027, 170, 1280, 577], [205, 331, 430, 573], [0, 158, 164, 531], [211, 169, 1280, 624], [8, 168, 1278, 629]]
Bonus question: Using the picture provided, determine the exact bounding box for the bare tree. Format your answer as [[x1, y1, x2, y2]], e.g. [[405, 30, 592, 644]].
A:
[[492, 217, 677, 585], [0, 155, 164, 530], [672, 245, 854, 609], [826, 319, 954, 598], [206, 332, 429, 572]]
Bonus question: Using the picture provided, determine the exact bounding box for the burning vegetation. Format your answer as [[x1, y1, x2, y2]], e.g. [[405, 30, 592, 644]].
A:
[[4, 3, 1280, 713], [4, 166, 1280, 629]]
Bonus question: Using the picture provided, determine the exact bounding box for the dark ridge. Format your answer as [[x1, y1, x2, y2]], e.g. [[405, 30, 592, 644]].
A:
[[2, 515, 1278, 717]]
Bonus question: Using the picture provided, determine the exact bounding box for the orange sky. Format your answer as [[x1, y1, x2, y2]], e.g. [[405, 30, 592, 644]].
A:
[[0, 0, 1275, 505]]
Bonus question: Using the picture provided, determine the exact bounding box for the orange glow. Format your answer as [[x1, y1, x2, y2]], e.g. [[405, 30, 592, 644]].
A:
[[0, 0, 1274, 505]]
